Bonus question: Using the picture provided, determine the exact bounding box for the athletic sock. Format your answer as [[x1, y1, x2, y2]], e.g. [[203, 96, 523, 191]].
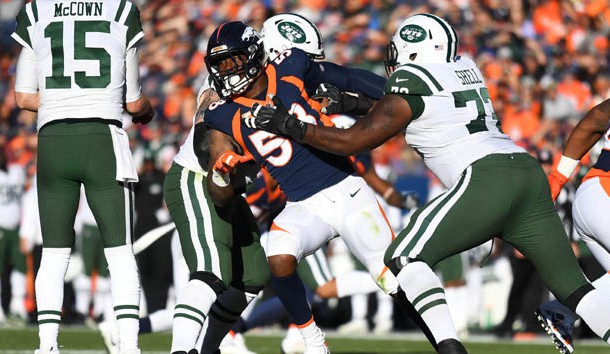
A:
[[200, 288, 256, 354], [575, 288, 610, 343], [593, 272, 610, 297], [149, 309, 173, 332], [170, 279, 217, 352], [271, 273, 311, 325], [73, 275, 92, 317], [336, 270, 378, 298], [374, 290, 394, 326], [10, 270, 27, 317], [93, 276, 111, 320], [350, 293, 367, 321], [396, 262, 457, 344], [445, 285, 469, 335], [105, 245, 141, 351], [36, 247, 71, 350]]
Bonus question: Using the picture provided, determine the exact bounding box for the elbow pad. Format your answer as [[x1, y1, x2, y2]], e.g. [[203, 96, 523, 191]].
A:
[[193, 122, 210, 171]]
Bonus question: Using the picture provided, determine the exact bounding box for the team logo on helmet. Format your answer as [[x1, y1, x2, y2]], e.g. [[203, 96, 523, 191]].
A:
[[241, 26, 258, 41], [277, 22, 306, 44], [399, 24, 427, 43]]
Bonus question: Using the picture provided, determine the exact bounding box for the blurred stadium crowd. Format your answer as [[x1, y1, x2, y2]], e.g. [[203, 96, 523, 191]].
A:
[[0, 0, 609, 342]]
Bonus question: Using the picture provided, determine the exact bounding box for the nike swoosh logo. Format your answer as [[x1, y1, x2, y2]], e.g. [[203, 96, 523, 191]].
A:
[[350, 188, 361, 198], [395, 78, 409, 83]]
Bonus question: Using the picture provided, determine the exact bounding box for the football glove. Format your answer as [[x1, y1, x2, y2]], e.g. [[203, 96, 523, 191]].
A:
[[311, 83, 375, 116], [246, 95, 307, 140], [213, 151, 254, 175], [548, 169, 568, 202], [211, 151, 255, 187], [399, 191, 420, 211]]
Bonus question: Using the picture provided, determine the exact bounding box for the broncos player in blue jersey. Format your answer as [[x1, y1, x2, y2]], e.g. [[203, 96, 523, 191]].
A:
[[203, 21, 400, 354]]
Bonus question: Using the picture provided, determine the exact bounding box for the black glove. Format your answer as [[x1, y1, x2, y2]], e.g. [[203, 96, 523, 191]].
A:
[[399, 191, 420, 211], [246, 95, 307, 141], [311, 83, 375, 116]]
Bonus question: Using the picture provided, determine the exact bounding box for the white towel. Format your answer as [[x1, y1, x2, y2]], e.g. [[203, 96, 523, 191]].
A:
[[108, 125, 139, 183]]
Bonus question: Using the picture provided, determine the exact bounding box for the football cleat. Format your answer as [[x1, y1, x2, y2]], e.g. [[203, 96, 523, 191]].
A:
[[337, 319, 368, 335], [281, 325, 305, 354], [98, 320, 120, 354], [303, 327, 329, 354], [535, 300, 575, 354], [219, 330, 257, 354], [34, 347, 60, 354]]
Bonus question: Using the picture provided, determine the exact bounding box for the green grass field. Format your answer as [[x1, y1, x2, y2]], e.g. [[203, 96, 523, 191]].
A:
[[0, 327, 607, 354]]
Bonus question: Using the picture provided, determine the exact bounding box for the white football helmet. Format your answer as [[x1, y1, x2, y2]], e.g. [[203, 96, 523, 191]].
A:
[[385, 13, 458, 75], [261, 13, 324, 61]]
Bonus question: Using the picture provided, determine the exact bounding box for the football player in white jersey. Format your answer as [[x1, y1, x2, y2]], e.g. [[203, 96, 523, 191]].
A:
[[246, 13, 610, 354], [12, 0, 154, 353], [0, 139, 27, 322], [536, 97, 610, 353]]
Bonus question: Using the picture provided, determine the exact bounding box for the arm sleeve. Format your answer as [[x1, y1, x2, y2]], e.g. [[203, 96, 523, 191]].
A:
[[306, 62, 386, 99], [15, 47, 38, 93], [124, 47, 142, 103]]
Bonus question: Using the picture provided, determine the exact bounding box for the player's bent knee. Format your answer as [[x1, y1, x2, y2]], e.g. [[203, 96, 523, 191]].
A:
[[190, 271, 226, 295], [268, 254, 298, 277], [395, 260, 440, 294], [564, 283, 595, 312]]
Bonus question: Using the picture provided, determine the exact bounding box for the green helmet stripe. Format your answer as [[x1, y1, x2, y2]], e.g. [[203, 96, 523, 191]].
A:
[[420, 13, 454, 62]]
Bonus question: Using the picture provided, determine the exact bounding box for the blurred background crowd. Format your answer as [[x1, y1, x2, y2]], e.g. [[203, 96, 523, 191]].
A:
[[0, 0, 609, 343]]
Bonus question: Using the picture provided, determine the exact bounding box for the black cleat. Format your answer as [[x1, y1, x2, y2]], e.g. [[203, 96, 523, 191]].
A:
[[536, 300, 575, 354], [437, 338, 468, 354]]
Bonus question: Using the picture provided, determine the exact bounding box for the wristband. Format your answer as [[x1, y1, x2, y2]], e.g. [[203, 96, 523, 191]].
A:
[[383, 187, 395, 201], [211, 169, 230, 187], [556, 155, 579, 178]]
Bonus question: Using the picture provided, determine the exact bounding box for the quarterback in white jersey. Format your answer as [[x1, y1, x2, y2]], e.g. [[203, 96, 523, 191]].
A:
[[247, 12, 610, 354], [12, 0, 154, 353]]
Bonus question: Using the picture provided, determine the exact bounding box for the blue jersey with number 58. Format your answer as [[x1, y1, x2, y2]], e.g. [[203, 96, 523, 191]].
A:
[[205, 49, 356, 201]]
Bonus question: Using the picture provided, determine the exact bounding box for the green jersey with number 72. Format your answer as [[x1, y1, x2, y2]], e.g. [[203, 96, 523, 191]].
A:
[[12, 0, 144, 130], [385, 56, 524, 188]]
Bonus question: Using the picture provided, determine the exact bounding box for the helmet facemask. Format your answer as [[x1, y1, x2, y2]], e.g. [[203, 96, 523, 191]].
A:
[[206, 43, 265, 99]]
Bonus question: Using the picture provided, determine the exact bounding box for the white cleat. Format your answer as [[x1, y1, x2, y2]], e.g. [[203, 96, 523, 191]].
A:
[[219, 330, 257, 354], [34, 347, 60, 354], [337, 319, 368, 335], [372, 319, 393, 335], [281, 326, 305, 354], [98, 320, 120, 354], [303, 327, 330, 354]]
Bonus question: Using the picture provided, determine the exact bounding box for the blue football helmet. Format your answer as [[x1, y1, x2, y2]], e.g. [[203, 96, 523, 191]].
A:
[[205, 21, 268, 99]]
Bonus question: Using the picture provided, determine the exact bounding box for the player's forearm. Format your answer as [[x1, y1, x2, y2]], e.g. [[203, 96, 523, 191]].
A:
[[301, 124, 364, 156], [15, 92, 39, 112], [563, 99, 610, 160]]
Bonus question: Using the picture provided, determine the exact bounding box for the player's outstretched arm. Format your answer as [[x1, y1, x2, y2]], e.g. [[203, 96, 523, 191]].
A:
[[304, 93, 413, 155], [563, 98, 610, 160]]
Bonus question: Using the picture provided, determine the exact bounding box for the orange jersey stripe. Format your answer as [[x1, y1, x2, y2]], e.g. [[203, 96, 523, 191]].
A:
[[583, 168, 610, 197], [234, 65, 277, 107], [376, 199, 396, 240], [270, 222, 290, 234], [245, 187, 266, 205], [231, 110, 253, 157]]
